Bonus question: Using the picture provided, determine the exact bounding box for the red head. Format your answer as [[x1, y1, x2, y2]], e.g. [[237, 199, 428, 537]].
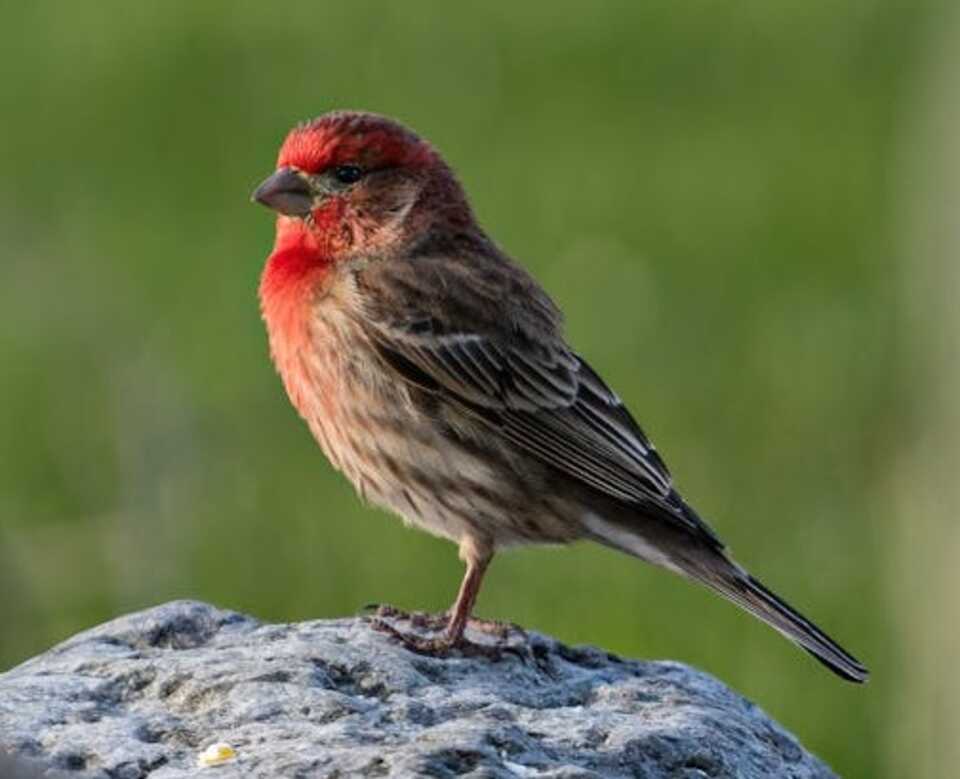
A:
[[253, 111, 472, 270]]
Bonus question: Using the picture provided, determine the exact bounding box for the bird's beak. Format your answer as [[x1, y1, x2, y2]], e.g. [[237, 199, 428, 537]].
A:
[[251, 167, 314, 217]]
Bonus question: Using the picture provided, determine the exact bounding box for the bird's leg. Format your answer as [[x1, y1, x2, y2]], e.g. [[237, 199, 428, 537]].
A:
[[450, 539, 525, 640], [369, 537, 503, 657], [441, 537, 492, 646]]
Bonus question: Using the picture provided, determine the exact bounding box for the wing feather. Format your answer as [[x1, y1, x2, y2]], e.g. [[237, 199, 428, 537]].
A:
[[365, 317, 723, 542], [353, 252, 720, 543]]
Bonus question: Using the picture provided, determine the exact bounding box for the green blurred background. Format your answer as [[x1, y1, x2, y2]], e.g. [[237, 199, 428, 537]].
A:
[[1, 2, 957, 776]]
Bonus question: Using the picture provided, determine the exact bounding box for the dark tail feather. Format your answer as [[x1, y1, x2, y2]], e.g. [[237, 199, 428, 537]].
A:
[[583, 513, 868, 681], [699, 569, 869, 683]]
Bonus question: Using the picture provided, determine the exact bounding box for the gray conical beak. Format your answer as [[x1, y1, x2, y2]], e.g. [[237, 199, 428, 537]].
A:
[[252, 167, 314, 217]]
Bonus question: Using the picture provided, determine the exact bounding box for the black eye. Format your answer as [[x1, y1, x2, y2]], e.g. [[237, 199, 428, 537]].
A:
[[333, 164, 364, 184]]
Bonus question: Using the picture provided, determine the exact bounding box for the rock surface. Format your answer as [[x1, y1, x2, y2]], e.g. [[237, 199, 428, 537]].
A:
[[0, 600, 835, 778]]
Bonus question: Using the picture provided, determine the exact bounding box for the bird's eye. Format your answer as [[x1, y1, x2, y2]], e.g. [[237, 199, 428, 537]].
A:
[[333, 165, 364, 184]]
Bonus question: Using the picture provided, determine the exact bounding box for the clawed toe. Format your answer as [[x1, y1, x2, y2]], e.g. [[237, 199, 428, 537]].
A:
[[407, 610, 451, 631], [369, 619, 519, 661], [360, 605, 450, 632], [367, 611, 524, 662], [368, 618, 456, 655], [467, 617, 526, 640]]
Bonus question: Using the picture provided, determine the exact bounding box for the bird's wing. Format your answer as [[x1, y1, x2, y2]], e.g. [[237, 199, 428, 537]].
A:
[[361, 301, 721, 545]]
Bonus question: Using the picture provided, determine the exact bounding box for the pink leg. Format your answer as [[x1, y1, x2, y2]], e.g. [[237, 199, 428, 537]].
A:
[[370, 536, 499, 655], [443, 537, 492, 645]]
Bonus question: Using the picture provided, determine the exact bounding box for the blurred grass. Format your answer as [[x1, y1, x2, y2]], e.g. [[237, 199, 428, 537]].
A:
[[0, 2, 948, 775]]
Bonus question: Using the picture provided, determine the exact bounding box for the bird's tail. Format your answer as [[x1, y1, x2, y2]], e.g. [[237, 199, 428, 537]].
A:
[[692, 565, 869, 683], [585, 512, 868, 682]]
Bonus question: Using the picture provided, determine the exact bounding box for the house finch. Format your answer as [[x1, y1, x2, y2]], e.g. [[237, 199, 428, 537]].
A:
[[253, 110, 868, 682]]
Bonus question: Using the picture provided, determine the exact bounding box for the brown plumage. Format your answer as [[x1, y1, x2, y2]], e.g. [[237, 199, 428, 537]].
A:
[[253, 110, 868, 682]]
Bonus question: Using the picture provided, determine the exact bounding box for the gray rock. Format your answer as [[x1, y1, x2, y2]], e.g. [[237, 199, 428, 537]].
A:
[[0, 751, 71, 778], [0, 600, 835, 778]]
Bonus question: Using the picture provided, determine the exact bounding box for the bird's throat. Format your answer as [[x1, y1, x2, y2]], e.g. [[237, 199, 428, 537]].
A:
[[258, 220, 334, 421], [259, 219, 330, 355], [263, 216, 335, 282]]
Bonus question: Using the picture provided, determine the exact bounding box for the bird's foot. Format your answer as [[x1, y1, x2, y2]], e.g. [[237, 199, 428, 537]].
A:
[[368, 617, 453, 654], [367, 609, 522, 661], [364, 604, 449, 652], [369, 619, 517, 661], [408, 610, 453, 632], [364, 605, 524, 640], [363, 604, 450, 631]]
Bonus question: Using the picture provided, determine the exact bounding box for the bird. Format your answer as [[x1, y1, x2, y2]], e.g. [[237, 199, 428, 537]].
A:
[[252, 110, 868, 682]]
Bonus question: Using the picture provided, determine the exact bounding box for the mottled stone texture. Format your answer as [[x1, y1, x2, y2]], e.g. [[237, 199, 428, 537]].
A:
[[0, 601, 835, 778]]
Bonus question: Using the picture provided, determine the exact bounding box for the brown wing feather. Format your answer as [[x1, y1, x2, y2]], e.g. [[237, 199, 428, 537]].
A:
[[355, 254, 721, 545]]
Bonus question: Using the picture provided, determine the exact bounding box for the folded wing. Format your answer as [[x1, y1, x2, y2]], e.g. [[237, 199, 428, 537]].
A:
[[365, 316, 722, 546]]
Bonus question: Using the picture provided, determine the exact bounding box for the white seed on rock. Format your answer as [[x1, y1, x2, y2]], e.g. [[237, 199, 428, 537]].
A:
[[197, 742, 237, 768]]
